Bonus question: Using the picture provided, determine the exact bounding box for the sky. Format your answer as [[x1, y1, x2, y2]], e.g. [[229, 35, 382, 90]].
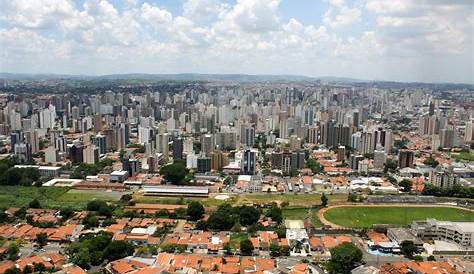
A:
[[0, 0, 473, 83]]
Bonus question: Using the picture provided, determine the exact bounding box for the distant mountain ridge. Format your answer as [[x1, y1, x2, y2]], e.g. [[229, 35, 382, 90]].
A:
[[0, 73, 472, 87], [0, 72, 363, 83]]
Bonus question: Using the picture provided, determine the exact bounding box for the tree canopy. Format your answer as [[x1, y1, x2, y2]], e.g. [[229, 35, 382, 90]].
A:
[[327, 242, 363, 274], [160, 161, 187, 184], [240, 238, 254, 256], [400, 240, 417, 258], [306, 158, 322, 174], [321, 193, 328, 207], [423, 157, 439, 168], [238, 206, 260, 226], [68, 231, 134, 269], [187, 201, 205, 221], [399, 179, 412, 192]]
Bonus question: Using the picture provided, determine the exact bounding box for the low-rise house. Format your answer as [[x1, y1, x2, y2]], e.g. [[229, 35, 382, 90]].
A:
[[380, 261, 462, 274], [164, 230, 230, 254], [367, 231, 400, 253]]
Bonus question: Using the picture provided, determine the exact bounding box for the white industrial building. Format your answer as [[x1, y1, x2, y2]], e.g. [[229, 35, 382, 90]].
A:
[[412, 219, 474, 247]]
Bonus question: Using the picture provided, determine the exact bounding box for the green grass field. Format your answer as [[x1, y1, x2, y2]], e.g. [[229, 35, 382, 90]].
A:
[[324, 206, 474, 228], [0, 186, 122, 210]]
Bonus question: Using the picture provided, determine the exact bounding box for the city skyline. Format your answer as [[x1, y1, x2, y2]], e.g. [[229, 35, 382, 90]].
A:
[[1, 0, 473, 84]]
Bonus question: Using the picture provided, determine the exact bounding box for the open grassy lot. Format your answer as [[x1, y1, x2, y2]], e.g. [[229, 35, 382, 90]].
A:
[[133, 193, 237, 207], [324, 206, 474, 228], [451, 151, 474, 162], [236, 193, 347, 207], [0, 186, 122, 210], [134, 192, 347, 209], [283, 206, 323, 227], [230, 233, 248, 249]]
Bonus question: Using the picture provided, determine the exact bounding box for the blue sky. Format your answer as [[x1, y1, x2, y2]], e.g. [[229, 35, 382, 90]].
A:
[[0, 0, 472, 83]]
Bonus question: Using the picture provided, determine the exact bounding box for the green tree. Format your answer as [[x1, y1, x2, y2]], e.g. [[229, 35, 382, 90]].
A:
[[267, 204, 283, 224], [82, 214, 99, 229], [6, 243, 20, 260], [29, 199, 41, 209], [423, 157, 439, 168], [207, 204, 237, 230], [399, 179, 412, 192], [347, 193, 357, 202], [103, 240, 135, 261], [87, 200, 112, 217], [269, 243, 281, 257], [160, 162, 187, 184], [327, 242, 363, 274], [238, 206, 260, 226], [71, 248, 90, 268], [33, 263, 46, 273], [413, 255, 423, 262], [384, 159, 398, 173], [195, 220, 208, 230], [23, 265, 33, 274], [224, 242, 232, 255], [4, 267, 20, 274], [400, 240, 417, 258], [187, 201, 205, 221], [14, 207, 26, 219], [306, 158, 322, 174], [239, 238, 254, 256], [321, 193, 328, 207], [36, 233, 48, 247], [60, 207, 75, 220]]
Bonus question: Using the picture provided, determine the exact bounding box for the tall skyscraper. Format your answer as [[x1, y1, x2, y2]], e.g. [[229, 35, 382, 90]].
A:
[[241, 149, 257, 175], [172, 138, 183, 160], [241, 126, 255, 148], [279, 111, 288, 139], [201, 134, 214, 155], [84, 145, 100, 164], [398, 149, 414, 168]]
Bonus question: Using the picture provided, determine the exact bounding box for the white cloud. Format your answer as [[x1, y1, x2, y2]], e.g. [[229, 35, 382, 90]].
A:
[[183, 0, 227, 24], [223, 0, 281, 33], [0, 0, 472, 83], [323, 0, 361, 28], [366, 0, 472, 56], [141, 2, 173, 26]]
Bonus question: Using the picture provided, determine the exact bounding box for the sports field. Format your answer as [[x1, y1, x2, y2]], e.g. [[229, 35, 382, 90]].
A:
[[324, 206, 474, 228]]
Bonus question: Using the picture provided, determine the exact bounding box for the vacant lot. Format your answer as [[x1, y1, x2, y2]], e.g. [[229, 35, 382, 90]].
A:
[[237, 193, 347, 207], [133, 193, 237, 207], [283, 206, 323, 227], [324, 206, 474, 228], [133, 192, 346, 208], [0, 186, 122, 210]]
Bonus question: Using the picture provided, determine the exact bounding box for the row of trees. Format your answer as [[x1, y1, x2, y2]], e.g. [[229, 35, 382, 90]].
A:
[[71, 159, 114, 179], [188, 202, 283, 231], [422, 183, 474, 199], [0, 157, 40, 186]]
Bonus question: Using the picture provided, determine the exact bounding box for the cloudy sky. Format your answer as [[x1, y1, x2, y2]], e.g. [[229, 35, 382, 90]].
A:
[[0, 0, 472, 83]]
